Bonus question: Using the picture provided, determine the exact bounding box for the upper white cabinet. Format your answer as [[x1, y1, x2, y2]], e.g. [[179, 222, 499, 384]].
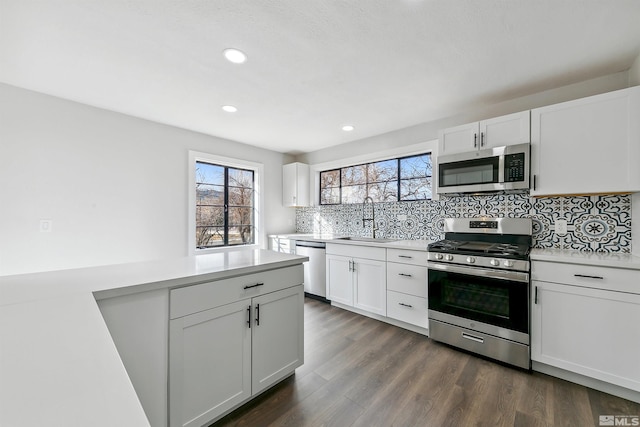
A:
[[282, 162, 309, 207], [530, 86, 640, 196], [438, 111, 530, 155]]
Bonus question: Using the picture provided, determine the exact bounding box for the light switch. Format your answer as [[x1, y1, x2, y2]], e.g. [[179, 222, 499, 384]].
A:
[[39, 219, 53, 233]]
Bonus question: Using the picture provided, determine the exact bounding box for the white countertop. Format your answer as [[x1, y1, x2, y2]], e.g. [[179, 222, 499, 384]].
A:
[[531, 248, 640, 270], [0, 249, 307, 427], [271, 233, 431, 251]]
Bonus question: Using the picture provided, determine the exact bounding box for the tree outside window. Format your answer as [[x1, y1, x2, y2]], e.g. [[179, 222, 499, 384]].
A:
[[196, 161, 255, 248], [319, 153, 432, 205]]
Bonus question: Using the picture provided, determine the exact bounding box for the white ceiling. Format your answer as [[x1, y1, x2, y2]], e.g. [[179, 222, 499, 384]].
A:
[[1, 1, 640, 155]]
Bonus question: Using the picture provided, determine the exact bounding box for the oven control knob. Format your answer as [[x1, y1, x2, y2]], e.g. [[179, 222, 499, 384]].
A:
[[490, 259, 500, 266], [504, 260, 514, 268], [466, 256, 476, 264], [445, 254, 454, 261], [435, 253, 444, 260]]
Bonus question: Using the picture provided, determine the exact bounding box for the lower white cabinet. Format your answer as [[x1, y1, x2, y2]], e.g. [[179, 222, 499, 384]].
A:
[[531, 261, 640, 393], [386, 249, 428, 330], [169, 268, 304, 427], [326, 244, 387, 316]]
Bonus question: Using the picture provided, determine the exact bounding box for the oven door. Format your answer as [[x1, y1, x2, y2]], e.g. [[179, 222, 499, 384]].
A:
[[428, 262, 529, 336]]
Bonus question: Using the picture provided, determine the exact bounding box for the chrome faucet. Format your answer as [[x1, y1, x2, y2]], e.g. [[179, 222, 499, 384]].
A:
[[362, 196, 377, 238]]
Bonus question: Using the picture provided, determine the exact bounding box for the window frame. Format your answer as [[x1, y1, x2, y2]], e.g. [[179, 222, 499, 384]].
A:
[[189, 151, 263, 255], [319, 152, 433, 205]]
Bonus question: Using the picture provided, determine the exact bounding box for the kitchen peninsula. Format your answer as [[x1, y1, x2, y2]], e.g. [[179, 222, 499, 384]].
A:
[[0, 249, 307, 427]]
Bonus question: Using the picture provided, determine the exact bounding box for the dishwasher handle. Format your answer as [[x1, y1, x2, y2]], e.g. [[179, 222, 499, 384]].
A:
[[295, 240, 326, 249]]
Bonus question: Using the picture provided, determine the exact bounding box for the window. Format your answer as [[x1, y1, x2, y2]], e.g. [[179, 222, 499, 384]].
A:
[[319, 153, 432, 204], [189, 151, 262, 253]]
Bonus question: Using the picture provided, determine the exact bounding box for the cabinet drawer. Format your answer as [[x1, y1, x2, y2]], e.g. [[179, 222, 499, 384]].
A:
[[532, 261, 640, 294], [170, 265, 303, 319], [386, 249, 428, 266], [387, 291, 428, 329], [326, 243, 386, 261], [386, 262, 427, 298]]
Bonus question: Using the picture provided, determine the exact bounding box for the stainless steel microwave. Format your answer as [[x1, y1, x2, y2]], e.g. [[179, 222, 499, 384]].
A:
[[436, 143, 530, 194]]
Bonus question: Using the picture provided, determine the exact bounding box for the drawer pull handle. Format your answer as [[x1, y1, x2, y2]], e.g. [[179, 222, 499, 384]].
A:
[[574, 274, 604, 280], [398, 302, 413, 308], [398, 255, 413, 259], [462, 333, 484, 344], [244, 282, 265, 290], [398, 273, 413, 277]]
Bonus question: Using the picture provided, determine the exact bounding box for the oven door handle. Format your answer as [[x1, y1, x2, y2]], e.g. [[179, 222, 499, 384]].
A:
[[427, 262, 529, 283]]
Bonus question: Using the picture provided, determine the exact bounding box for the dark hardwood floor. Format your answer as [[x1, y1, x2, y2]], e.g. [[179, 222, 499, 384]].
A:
[[213, 298, 640, 427]]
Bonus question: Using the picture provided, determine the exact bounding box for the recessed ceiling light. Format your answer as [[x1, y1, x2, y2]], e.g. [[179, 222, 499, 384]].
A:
[[222, 105, 238, 113], [223, 48, 247, 64], [342, 125, 355, 132]]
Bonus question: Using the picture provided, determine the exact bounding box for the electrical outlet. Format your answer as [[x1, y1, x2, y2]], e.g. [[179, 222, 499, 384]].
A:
[[555, 219, 567, 236], [39, 219, 53, 233], [397, 214, 407, 220]]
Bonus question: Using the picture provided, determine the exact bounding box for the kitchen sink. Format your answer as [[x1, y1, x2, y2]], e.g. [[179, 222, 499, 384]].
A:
[[335, 237, 399, 243]]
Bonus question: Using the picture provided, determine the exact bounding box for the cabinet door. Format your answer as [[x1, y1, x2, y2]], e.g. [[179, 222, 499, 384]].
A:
[[353, 258, 387, 316], [438, 122, 480, 155], [326, 254, 353, 306], [531, 280, 640, 392], [252, 285, 304, 395], [530, 86, 640, 196], [169, 300, 251, 427], [479, 110, 530, 149], [282, 162, 309, 207]]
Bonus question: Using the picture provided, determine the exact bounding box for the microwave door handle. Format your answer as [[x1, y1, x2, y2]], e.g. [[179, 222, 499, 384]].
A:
[[498, 154, 505, 184]]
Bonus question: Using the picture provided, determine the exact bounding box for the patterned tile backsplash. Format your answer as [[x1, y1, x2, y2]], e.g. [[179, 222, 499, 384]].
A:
[[295, 193, 632, 253]]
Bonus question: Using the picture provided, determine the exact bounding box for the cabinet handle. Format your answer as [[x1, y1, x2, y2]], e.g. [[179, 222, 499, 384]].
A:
[[462, 332, 484, 344], [534, 286, 538, 305], [533, 175, 537, 191], [480, 132, 485, 147], [473, 133, 477, 148], [351, 261, 356, 273], [398, 302, 413, 308], [255, 304, 260, 326], [244, 282, 265, 290], [574, 274, 604, 280], [398, 273, 413, 277], [398, 255, 413, 259], [247, 306, 251, 328]]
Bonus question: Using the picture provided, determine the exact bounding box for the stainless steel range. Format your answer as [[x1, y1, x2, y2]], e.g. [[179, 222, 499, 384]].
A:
[[427, 217, 532, 369]]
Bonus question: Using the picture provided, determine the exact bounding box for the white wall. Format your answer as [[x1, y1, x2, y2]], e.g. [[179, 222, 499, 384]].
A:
[[298, 71, 630, 165], [631, 52, 640, 256], [0, 83, 296, 276]]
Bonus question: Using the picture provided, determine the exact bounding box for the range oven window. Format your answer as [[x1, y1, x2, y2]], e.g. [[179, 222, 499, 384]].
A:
[[442, 281, 509, 319], [439, 157, 499, 187], [428, 268, 528, 333]]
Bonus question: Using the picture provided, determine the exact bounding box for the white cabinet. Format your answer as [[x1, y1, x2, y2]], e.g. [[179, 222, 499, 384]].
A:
[[531, 261, 640, 393], [282, 162, 309, 207], [385, 249, 428, 330], [169, 300, 251, 427], [169, 266, 304, 427], [438, 111, 530, 155], [326, 244, 387, 316], [268, 236, 293, 254], [251, 286, 305, 395], [530, 86, 640, 196]]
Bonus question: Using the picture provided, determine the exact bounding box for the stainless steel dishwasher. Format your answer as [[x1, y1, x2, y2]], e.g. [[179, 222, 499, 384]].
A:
[[295, 240, 328, 301]]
